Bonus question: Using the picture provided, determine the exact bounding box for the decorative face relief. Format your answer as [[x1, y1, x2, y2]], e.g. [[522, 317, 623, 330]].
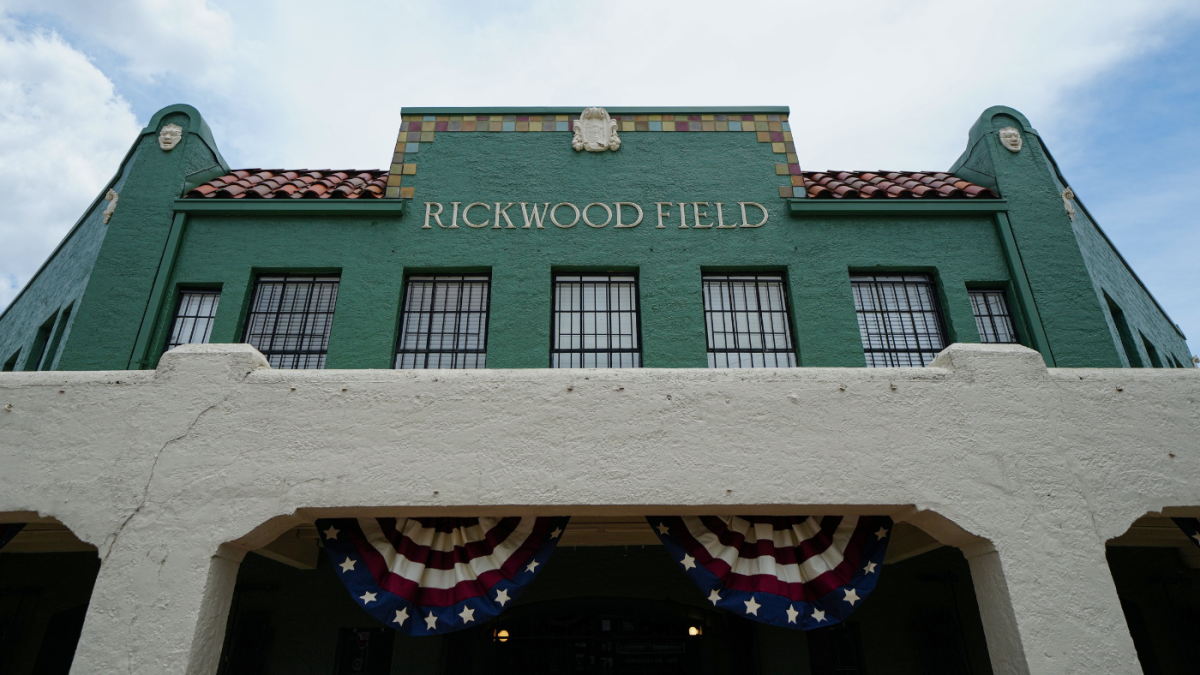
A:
[[572, 107, 620, 152], [998, 126, 1022, 153], [158, 123, 183, 151]]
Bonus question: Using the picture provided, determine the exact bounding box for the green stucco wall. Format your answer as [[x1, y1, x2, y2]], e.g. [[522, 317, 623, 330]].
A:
[[139, 129, 1015, 370], [951, 106, 1191, 369], [55, 107, 227, 371], [2, 103, 1187, 372], [0, 146, 139, 372]]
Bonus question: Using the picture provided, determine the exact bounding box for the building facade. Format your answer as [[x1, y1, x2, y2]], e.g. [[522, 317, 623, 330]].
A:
[[0, 104, 1198, 675]]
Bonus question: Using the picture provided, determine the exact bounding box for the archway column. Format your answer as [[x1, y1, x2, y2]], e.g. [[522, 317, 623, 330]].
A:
[[70, 524, 244, 675], [964, 529, 1140, 675]]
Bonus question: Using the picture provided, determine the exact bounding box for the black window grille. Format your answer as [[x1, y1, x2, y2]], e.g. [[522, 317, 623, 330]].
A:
[[703, 273, 797, 368], [242, 275, 339, 369], [968, 289, 1018, 344], [551, 274, 641, 368], [395, 275, 490, 369], [850, 274, 947, 367], [166, 290, 221, 352]]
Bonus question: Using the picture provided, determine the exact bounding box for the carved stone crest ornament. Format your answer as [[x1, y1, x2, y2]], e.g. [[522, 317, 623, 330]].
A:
[[998, 126, 1022, 153], [158, 123, 183, 151], [572, 107, 620, 152], [102, 190, 119, 224], [1061, 187, 1076, 221]]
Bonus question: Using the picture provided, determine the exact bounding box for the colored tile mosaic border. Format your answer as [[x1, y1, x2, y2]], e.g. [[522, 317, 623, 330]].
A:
[[385, 113, 798, 199]]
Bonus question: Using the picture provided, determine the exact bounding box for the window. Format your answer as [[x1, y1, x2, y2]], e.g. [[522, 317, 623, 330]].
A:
[[551, 274, 640, 368], [1104, 293, 1143, 368], [242, 275, 339, 369], [2, 349, 18, 372], [851, 274, 947, 367], [395, 275, 490, 369], [23, 312, 57, 372], [968, 290, 1018, 344], [38, 304, 73, 371], [165, 291, 220, 352], [1140, 333, 1163, 368], [703, 273, 796, 368]]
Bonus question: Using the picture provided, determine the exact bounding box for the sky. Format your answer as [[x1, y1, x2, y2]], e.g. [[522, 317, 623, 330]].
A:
[[0, 0, 1197, 355]]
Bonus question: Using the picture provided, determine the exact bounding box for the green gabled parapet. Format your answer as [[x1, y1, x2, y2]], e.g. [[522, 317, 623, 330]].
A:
[[949, 105, 1190, 368], [0, 107, 220, 372], [952, 106, 1191, 368], [52, 105, 230, 371]]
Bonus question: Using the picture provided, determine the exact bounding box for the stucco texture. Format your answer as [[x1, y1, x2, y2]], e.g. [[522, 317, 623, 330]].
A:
[[2, 343, 1199, 673], [137, 129, 1018, 371]]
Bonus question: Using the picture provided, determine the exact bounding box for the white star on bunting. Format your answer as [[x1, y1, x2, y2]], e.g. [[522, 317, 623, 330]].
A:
[[550, 527, 563, 539], [495, 589, 511, 607], [680, 554, 696, 571], [786, 605, 799, 623], [812, 609, 827, 623], [424, 612, 438, 630], [707, 589, 721, 606], [863, 561, 877, 575], [459, 606, 476, 623], [339, 557, 356, 573], [393, 608, 409, 626], [844, 588, 861, 606], [360, 591, 377, 604], [744, 596, 761, 616], [875, 527, 889, 540], [525, 559, 540, 573], [323, 525, 340, 540], [656, 522, 670, 536]]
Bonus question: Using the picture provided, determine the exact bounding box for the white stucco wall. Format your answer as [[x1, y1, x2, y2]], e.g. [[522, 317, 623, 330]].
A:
[[1, 343, 1198, 674]]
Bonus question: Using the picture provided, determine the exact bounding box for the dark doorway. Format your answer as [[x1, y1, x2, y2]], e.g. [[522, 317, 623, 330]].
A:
[[444, 597, 752, 675], [30, 605, 87, 675]]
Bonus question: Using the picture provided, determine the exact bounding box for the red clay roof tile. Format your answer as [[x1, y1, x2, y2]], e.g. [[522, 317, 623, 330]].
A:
[[799, 171, 998, 200], [186, 168, 995, 201], [185, 169, 391, 199]]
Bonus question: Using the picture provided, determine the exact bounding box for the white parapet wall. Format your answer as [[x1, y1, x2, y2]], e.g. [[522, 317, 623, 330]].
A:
[[1, 343, 1198, 674]]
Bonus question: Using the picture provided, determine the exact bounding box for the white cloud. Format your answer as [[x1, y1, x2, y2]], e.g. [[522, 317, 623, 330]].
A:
[[0, 26, 139, 308], [0, 0, 234, 84], [1, 0, 1198, 338], [192, 0, 1199, 172]]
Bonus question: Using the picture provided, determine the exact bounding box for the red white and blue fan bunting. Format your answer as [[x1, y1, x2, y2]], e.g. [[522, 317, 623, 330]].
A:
[[1172, 518, 1200, 548], [648, 515, 892, 630], [317, 516, 569, 635], [0, 523, 23, 550]]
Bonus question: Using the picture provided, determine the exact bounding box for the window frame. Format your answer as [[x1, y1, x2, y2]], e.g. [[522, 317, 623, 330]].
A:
[[967, 288, 1020, 345], [164, 288, 222, 354], [701, 272, 798, 368], [240, 274, 341, 370], [394, 273, 492, 369], [850, 273, 949, 368], [550, 272, 643, 369]]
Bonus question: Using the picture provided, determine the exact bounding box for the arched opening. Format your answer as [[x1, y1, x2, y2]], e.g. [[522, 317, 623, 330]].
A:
[[0, 515, 99, 675], [1106, 511, 1200, 675], [216, 514, 998, 674]]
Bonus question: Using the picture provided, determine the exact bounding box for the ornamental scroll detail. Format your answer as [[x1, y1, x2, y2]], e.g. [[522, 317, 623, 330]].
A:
[[572, 107, 621, 152]]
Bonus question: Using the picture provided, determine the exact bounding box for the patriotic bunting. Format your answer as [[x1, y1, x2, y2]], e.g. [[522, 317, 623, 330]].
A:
[[647, 515, 892, 630], [317, 516, 569, 635], [1172, 518, 1200, 548], [0, 523, 23, 550]]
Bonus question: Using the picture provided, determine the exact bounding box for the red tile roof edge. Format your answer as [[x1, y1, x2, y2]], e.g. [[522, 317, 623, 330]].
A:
[[186, 169, 998, 201], [800, 171, 998, 199], [185, 169, 391, 199]]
